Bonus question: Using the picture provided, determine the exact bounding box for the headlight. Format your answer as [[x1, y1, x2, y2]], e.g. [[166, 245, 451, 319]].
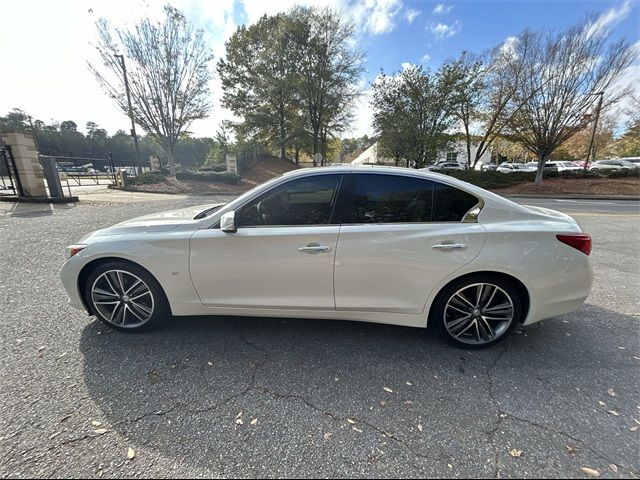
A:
[[65, 244, 87, 259]]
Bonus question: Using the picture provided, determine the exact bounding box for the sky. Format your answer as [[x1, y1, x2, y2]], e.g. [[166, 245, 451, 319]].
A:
[[0, 0, 638, 139]]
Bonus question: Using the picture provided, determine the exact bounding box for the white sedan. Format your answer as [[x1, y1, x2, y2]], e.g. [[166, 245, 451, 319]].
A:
[[61, 166, 593, 349]]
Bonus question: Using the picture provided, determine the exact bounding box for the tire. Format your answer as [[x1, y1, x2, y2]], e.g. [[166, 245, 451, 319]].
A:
[[84, 261, 171, 333], [430, 274, 523, 349]]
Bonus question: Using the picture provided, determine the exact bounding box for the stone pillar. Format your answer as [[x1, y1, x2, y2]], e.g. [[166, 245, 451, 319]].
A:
[[0, 132, 47, 197]]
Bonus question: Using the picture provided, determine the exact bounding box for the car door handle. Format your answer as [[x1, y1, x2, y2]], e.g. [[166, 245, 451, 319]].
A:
[[432, 243, 467, 250], [298, 244, 332, 254]]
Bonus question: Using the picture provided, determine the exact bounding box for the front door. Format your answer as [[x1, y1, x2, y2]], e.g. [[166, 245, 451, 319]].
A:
[[189, 173, 344, 310]]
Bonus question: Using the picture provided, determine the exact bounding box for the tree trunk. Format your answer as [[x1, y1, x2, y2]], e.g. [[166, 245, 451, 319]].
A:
[[280, 143, 286, 161], [534, 153, 547, 185], [167, 146, 176, 177]]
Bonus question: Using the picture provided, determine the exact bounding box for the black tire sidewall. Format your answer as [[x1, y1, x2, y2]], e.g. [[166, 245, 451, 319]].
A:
[[84, 261, 170, 333], [431, 274, 523, 349]]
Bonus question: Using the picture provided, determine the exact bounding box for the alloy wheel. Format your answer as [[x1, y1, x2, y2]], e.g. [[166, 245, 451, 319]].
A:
[[90, 270, 155, 328], [443, 282, 514, 346]]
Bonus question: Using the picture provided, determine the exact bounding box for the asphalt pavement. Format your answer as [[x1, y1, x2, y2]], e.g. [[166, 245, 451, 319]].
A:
[[0, 194, 638, 479]]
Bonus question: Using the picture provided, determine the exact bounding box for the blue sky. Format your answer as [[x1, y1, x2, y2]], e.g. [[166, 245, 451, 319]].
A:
[[0, 0, 638, 137]]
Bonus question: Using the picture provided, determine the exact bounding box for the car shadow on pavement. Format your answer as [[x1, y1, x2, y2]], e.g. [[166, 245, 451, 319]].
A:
[[78, 304, 640, 477]]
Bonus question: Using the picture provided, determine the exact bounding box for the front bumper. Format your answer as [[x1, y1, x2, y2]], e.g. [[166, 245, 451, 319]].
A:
[[60, 257, 88, 312]]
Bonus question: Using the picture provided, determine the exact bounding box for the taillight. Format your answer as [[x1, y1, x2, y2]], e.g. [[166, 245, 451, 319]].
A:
[[556, 234, 592, 256]]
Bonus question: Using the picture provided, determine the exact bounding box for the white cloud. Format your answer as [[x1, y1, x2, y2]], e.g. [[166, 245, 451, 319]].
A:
[[432, 3, 453, 14], [351, 0, 404, 35], [344, 81, 374, 138], [429, 21, 461, 40], [401, 62, 414, 71], [584, 0, 633, 38], [609, 41, 640, 131], [421, 53, 431, 64], [405, 8, 421, 24]]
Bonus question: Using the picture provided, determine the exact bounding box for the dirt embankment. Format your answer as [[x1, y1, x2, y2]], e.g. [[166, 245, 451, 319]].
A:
[[491, 177, 640, 197]]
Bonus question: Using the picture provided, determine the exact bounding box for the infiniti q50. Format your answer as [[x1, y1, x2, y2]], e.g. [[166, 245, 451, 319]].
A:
[[61, 166, 593, 349]]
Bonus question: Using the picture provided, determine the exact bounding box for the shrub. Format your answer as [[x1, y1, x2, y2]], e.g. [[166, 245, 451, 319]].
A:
[[198, 165, 227, 173], [442, 170, 535, 189], [127, 172, 166, 185], [605, 168, 640, 179], [176, 170, 240, 184]]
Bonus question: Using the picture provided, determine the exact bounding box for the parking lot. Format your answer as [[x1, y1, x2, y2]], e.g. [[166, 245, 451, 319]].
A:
[[0, 194, 638, 478]]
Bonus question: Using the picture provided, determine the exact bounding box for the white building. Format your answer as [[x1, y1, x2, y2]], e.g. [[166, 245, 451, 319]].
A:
[[351, 141, 492, 167]]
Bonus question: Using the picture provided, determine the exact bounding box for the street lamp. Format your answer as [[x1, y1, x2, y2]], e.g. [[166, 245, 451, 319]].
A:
[[584, 91, 605, 171]]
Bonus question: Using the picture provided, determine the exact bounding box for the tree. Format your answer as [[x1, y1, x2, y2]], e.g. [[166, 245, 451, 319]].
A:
[[204, 124, 231, 168], [218, 14, 300, 160], [290, 7, 364, 164], [372, 65, 459, 168], [89, 5, 214, 175], [506, 22, 636, 184]]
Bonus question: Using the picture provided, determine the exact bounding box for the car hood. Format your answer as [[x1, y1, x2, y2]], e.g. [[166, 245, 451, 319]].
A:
[[83, 203, 225, 239]]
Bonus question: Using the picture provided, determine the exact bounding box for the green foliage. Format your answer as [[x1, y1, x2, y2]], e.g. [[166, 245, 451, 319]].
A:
[[204, 125, 231, 169], [127, 172, 166, 185], [442, 170, 535, 189], [605, 168, 640, 179], [373, 65, 458, 168], [176, 171, 240, 184]]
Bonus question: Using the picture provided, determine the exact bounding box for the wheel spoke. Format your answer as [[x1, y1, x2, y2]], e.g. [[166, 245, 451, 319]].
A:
[[448, 314, 473, 333], [126, 304, 146, 322], [94, 300, 120, 305], [94, 287, 118, 298], [484, 302, 512, 313], [475, 284, 484, 308], [125, 279, 142, 295], [104, 273, 120, 295], [479, 317, 495, 339], [108, 301, 122, 322], [453, 293, 476, 310], [454, 319, 477, 338], [116, 271, 126, 295], [130, 300, 152, 316], [129, 290, 151, 301], [482, 286, 498, 310], [447, 303, 472, 315]]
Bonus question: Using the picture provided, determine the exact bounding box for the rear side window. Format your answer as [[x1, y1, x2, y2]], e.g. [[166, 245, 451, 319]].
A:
[[350, 174, 434, 223], [433, 182, 479, 222]]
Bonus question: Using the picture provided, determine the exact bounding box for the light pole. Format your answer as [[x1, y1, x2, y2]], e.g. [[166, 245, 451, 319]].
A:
[[114, 54, 142, 173], [584, 91, 604, 172]]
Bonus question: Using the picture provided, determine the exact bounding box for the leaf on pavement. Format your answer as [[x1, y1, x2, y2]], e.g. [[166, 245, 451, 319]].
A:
[[566, 445, 579, 455], [250, 418, 258, 426], [235, 411, 243, 419], [509, 449, 523, 458], [406, 381, 412, 386], [598, 401, 606, 406], [352, 426, 363, 433], [580, 467, 600, 477], [347, 418, 356, 424], [417, 424, 423, 432], [607, 410, 620, 416], [383, 387, 393, 393], [91, 421, 102, 427], [93, 428, 108, 435], [607, 388, 617, 397], [127, 447, 136, 460], [630, 425, 638, 432], [610, 464, 618, 473]]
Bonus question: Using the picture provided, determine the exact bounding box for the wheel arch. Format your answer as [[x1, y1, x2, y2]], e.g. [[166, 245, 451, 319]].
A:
[[77, 256, 171, 315], [427, 270, 531, 326]]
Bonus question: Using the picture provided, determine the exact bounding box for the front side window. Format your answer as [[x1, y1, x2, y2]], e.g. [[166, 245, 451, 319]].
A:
[[236, 174, 342, 227]]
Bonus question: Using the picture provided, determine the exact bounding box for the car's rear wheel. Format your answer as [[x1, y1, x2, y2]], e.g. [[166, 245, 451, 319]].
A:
[[431, 274, 522, 349], [84, 261, 170, 332]]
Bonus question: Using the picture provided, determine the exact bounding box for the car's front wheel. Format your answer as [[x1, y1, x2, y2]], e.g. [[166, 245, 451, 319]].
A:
[[84, 261, 170, 332], [431, 275, 522, 349]]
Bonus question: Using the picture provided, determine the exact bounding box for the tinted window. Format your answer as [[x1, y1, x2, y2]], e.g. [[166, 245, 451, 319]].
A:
[[350, 174, 434, 223], [433, 182, 479, 222], [236, 174, 341, 227]]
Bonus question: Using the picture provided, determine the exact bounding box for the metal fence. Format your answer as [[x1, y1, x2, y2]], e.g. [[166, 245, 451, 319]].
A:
[[0, 144, 20, 196], [42, 155, 151, 186]]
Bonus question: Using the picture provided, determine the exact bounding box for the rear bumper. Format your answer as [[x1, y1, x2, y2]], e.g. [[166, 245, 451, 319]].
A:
[[522, 259, 593, 325]]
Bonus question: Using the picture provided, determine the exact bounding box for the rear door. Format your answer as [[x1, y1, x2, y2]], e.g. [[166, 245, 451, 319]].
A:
[[333, 173, 487, 315]]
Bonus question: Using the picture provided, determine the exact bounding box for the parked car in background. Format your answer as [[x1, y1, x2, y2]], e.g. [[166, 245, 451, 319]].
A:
[[524, 161, 559, 172], [546, 161, 582, 172], [497, 163, 530, 173], [424, 162, 466, 172], [589, 159, 638, 173], [620, 157, 640, 166], [61, 166, 593, 349], [474, 162, 497, 171]]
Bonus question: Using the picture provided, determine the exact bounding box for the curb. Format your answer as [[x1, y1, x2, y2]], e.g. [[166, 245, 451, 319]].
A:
[[502, 194, 640, 201], [0, 195, 79, 203]]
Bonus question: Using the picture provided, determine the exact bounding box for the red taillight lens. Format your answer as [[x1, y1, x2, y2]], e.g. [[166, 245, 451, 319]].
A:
[[556, 234, 592, 255]]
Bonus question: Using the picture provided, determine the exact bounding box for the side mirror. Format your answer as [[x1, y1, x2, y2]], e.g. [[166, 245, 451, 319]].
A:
[[220, 211, 237, 233]]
